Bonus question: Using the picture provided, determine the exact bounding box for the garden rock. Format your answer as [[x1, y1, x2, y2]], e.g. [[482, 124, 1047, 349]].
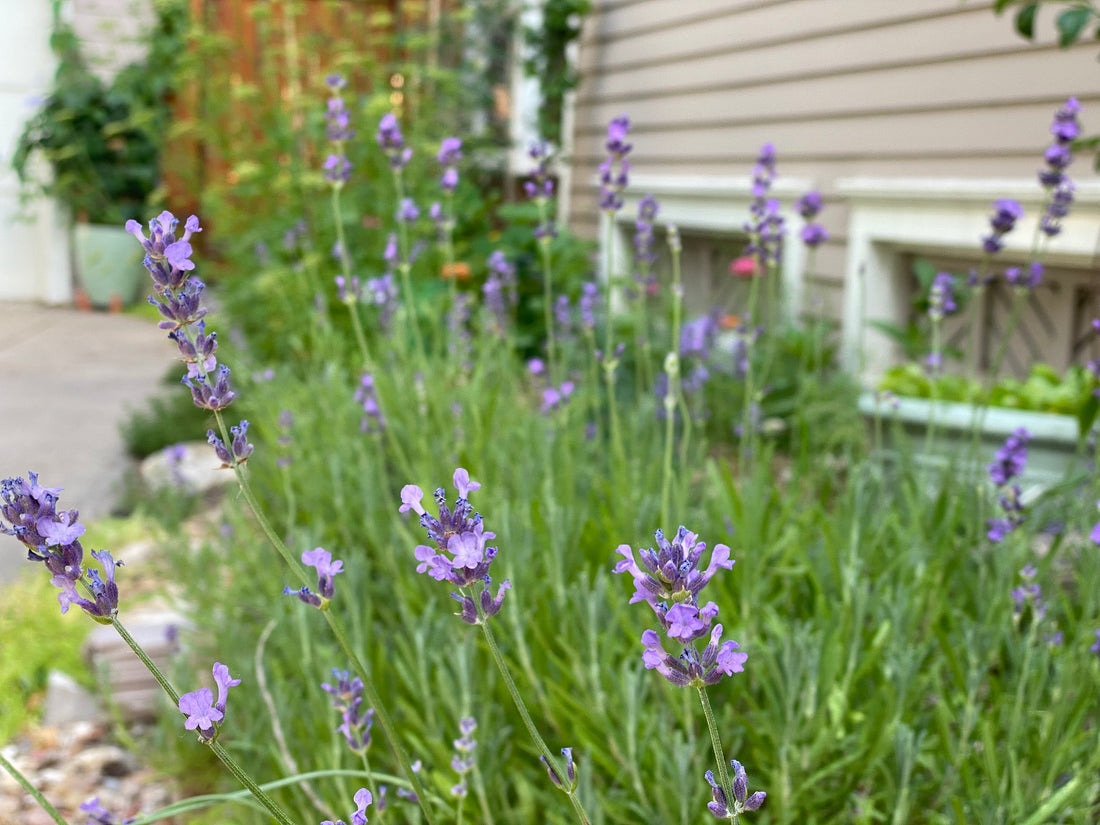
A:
[[84, 607, 189, 721], [41, 670, 105, 728], [139, 440, 235, 495]]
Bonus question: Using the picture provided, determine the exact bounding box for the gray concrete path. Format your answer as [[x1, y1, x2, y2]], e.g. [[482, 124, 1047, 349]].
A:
[[0, 302, 176, 583]]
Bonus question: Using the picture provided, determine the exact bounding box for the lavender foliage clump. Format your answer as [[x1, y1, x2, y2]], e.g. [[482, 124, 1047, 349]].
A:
[[400, 469, 510, 624], [614, 526, 747, 686], [1, 473, 120, 620]]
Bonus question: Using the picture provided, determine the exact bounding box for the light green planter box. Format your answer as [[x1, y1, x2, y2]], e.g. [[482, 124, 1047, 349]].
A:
[[858, 391, 1090, 485], [73, 223, 146, 308]]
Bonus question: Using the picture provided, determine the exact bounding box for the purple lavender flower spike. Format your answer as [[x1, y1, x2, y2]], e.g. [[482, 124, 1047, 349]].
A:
[[179, 662, 239, 742], [616, 527, 743, 686], [396, 198, 420, 224], [285, 547, 344, 607], [323, 669, 375, 752], [796, 191, 829, 248], [178, 688, 221, 737], [377, 112, 412, 171], [744, 144, 785, 266], [987, 427, 1031, 486], [212, 662, 241, 713], [706, 761, 766, 819], [982, 199, 1023, 254], [206, 420, 252, 467], [598, 115, 632, 212], [1090, 629, 1100, 659], [401, 470, 508, 623], [354, 374, 385, 433], [321, 788, 373, 825], [80, 797, 131, 825]]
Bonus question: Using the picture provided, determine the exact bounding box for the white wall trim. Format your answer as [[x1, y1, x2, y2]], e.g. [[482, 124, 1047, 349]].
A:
[[838, 176, 1100, 381], [597, 172, 815, 322]]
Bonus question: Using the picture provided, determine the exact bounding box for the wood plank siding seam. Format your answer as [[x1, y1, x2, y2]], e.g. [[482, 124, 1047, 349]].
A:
[[583, 0, 797, 44], [579, 1, 994, 69], [574, 41, 1088, 108]]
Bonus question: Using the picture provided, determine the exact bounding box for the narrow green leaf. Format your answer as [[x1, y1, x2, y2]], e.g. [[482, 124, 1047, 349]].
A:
[[1015, 3, 1038, 39], [1056, 7, 1091, 46], [993, 0, 1017, 13], [1077, 392, 1098, 438]]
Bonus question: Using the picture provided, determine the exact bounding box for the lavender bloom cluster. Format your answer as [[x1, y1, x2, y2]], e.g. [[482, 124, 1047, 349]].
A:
[[795, 190, 828, 248], [1038, 98, 1080, 237], [614, 526, 747, 686], [1005, 261, 1043, 291], [632, 194, 660, 294], [542, 747, 577, 791], [322, 669, 375, 752], [377, 112, 412, 171], [743, 143, 785, 267], [1, 473, 119, 620], [1010, 563, 1046, 622], [178, 662, 241, 743], [354, 373, 385, 433], [80, 797, 134, 825], [323, 74, 354, 185], [525, 140, 557, 239], [986, 427, 1031, 543], [706, 760, 766, 819], [126, 212, 254, 466], [400, 469, 510, 624], [982, 199, 1024, 254], [449, 716, 477, 798], [322, 788, 373, 825], [283, 547, 345, 608], [598, 115, 632, 211], [482, 250, 517, 335], [928, 272, 957, 322], [437, 136, 462, 193]]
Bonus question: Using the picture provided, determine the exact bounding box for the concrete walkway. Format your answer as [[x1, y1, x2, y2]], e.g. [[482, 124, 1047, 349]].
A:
[[0, 302, 176, 583]]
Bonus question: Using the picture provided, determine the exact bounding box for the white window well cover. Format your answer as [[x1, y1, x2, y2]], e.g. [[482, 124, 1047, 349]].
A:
[[836, 177, 1100, 382]]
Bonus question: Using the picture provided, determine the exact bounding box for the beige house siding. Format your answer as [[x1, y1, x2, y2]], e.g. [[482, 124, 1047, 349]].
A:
[[566, 0, 1100, 376]]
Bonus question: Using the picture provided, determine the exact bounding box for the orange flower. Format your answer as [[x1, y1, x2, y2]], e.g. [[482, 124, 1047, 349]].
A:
[[720, 314, 740, 330], [441, 262, 471, 281]]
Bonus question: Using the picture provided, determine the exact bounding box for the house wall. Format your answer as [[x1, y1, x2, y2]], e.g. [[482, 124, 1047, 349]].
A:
[[567, 0, 1100, 378]]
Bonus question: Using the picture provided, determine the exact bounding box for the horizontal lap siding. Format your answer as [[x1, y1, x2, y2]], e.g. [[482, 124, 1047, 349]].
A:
[[568, 0, 1096, 320]]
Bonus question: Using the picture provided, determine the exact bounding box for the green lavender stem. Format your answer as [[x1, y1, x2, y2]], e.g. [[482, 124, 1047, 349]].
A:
[[212, 412, 438, 825], [331, 186, 374, 370], [535, 199, 557, 383], [696, 685, 734, 807], [474, 600, 592, 825], [0, 748, 69, 825], [393, 169, 427, 364], [110, 616, 298, 825], [660, 232, 686, 528]]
